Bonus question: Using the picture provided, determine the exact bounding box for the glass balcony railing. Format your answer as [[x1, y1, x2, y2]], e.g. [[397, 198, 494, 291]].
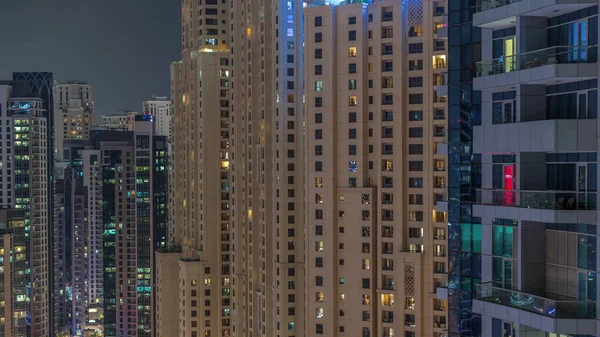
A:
[[474, 0, 522, 12], [476, 189, 598, 210], [475, 282, 597, 319], [306, 0, 372, 7], [476, 45, 598, 77]]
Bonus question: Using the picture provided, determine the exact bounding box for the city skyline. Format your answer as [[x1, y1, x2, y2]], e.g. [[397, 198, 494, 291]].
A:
[[0, 0, 180, 113], [1, 0, 599, 337]]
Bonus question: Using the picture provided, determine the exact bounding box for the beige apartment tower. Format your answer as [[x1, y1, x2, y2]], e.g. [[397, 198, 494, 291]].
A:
[[155, 0, 233, 336], [304, 1, 448, 337], [53, 81, 93, 156], [160, 1, 449, 337]]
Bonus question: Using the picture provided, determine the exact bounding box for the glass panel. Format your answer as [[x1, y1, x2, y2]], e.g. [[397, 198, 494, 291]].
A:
[[587, 272, 597, 301], [493, 165, 503, 189], [588, 90, 597, 118], [579, 165, 587, 191], [579, 272, 587, 301], [587, 164, 597, 192], [503, 260, 512, 290], [461, 223, 472, 252], [579, 93, 587, 119], [492, 257, 503, 288], [473, 224, 482, 253]]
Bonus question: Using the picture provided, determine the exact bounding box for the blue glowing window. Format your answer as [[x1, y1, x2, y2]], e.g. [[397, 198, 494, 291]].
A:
[[349, 161, 357, 172]]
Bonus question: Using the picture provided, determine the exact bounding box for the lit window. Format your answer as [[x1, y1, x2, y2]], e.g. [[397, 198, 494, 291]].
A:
[[315, 81, 323, 92], [349, 161, 357, 172], [349, 96, 357, 106], [316, 308, 324, 318], [348, 47, 357, 57], [316, 292, 324, 302], [315, 241, 324, 252]]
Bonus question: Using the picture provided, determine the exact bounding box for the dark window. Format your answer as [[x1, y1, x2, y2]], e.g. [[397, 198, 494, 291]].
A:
[[349, 145, 357, 155], [409, 77, 423, 87], [315, 32, 323, 43], [315, 97, 323, 107], [409, 161, 423, 171], [349, 129, 357, 139], [349, 16, 356, 24], [349, 63, 357, 73], [315, 113, 323, 123], [409, 43, 423, 54], [349, 30, 357, 41], [315, 16, 322, 27], [315, 65, 323, 75], [409, 144, 423, 154], [349, 112, 357, 123], [409, 94, 423, 104], [315, 145, 323, 155], [315, 49, 323, 59], [409, 127, 423, 138]]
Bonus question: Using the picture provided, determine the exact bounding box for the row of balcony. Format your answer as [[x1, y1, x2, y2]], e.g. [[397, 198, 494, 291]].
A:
[[476, 45, 598, 78], [476, 189, 597, 210], [475, 282, 596, 319]]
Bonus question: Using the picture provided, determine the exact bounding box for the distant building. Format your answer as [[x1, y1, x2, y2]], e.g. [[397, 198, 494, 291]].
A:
[[53, 81, 94, 157], [100, 110, 138, 131], [93, 116, 167, 337], [142, 96, 171, 138]]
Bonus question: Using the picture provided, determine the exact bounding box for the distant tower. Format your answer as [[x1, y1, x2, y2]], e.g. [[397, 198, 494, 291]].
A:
[[142, 96, 172, 138], [53, 81, 94, 158]]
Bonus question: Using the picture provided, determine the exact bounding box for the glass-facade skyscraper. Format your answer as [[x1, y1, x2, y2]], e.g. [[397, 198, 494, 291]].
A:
[[448, 1, 600, 336]]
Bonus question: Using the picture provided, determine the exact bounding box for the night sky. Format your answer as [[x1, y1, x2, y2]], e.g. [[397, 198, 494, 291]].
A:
[[0, 0, 180, 113]]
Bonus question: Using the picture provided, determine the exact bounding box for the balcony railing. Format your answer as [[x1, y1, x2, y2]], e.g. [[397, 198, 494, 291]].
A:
[[476, 189, 598, 210], [475, 282, 597, 319], [474, 0, 521, 12], [476, 45, 598, 77]]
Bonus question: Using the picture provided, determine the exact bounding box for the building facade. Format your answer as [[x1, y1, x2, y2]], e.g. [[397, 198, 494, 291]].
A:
[[448, 1, 600, 337], [304, 1, 449, 337], [0, 77, 52, 337]]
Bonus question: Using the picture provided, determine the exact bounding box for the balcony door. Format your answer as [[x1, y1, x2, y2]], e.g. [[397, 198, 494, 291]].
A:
[[569, 20, 588, 62]]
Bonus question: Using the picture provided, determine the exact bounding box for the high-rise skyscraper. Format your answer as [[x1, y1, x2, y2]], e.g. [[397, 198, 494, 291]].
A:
[[0, 73, 53, 337], [88, 117, 168, 337], [447, 1, 600, 337], [229, 0, 306, 336], [156, 0, 233, 336], [304, 1, 449, 337], [54, 139, 105, 336], [157, 0, 308, 336]]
